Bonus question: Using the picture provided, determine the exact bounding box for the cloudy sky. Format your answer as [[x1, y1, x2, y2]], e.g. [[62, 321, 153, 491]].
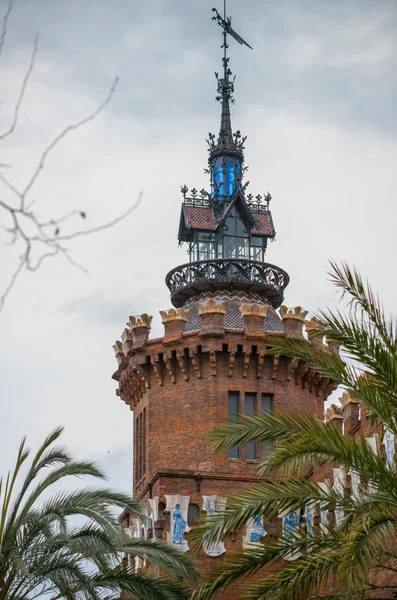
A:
[[0, 0, 396, 494]]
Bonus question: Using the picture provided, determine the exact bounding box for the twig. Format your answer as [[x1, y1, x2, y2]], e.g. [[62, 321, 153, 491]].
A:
[[0, 34, 38, 140], [0, 0, 13, 61], [20, 76, 119, 208], [0, 255, 24, 311], [56, 192, 143, 241], [0, 20, 139, 311]]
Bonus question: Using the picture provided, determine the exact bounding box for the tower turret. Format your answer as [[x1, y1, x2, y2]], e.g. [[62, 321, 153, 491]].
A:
[[111, 5, 338, 596], [167, 4, 289, 315]]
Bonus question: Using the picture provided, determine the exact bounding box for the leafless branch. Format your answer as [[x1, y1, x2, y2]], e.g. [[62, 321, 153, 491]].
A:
[[22, 75, 119, 207], [56, 193, 143, 242], [0, 6, 142, 310], [0, 0, 13, 61], [0, 34, 38, 140], [0, 254, 24, 311]]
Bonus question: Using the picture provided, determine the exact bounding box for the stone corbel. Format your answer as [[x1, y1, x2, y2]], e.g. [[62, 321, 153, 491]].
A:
[[296, 361, 309, 388], [139, 363, 152, 390], [177, 351, 189, 381], [190, 347, 202, 379], [257, 352, 265, 379], [279, 306, 308, 336], [209, 350, 217, 376], [196, 298, 227, 337], [305, 366, 316, 392], [242, 352, 250, 378], [164, 353, 176, 383], [286, 357, 300, 381], [153, 355, 164, 386], [272, 354, 280, 380]]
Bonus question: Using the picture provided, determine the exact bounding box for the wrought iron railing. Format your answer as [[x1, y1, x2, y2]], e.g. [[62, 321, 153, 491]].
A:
[[166, 259, 289, 308], [180, 187, 272, 213], [184, 196, 211, 208]]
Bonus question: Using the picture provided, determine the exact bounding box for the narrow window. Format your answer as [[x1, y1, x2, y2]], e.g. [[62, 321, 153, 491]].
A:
[[228, 392, 239, 458], [188, 503, 201, 526], [135, 416, 139, 483], [142, 408, 147, 475], [139, 413, 143, 480], [262, 394, 273, 455], [245, 393, 256, 459]]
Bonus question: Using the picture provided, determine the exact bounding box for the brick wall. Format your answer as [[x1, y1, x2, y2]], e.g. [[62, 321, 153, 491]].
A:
[[113, 299, 341, 598]]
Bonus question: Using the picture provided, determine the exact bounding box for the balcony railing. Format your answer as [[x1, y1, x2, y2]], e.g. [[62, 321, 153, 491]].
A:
[[165, 259, 289, 308]]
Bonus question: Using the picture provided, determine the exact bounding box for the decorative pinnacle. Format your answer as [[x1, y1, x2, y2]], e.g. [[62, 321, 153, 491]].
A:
[[209, 3, 252, 159]]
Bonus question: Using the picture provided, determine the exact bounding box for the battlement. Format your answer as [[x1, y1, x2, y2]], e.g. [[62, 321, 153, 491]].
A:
[[113, 300, 338, 410]]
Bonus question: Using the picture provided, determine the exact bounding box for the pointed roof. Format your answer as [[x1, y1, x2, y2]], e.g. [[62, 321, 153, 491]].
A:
[[210, 95, 243, 161], [178, 191, 275, 242]]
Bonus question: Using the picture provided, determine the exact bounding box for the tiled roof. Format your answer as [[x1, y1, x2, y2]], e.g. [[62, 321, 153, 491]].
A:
[[185, 206, 274, 236], [185, 206, 216, 230], [251, 212, 274, 236]]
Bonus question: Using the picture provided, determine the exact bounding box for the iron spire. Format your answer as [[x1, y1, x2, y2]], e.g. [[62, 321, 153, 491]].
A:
[[210, 2, 252, 157]]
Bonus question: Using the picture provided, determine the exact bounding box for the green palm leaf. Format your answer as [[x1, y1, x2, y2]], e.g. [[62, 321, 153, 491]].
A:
[[0, 428, 198, 600], [197, 262, 397, 599]]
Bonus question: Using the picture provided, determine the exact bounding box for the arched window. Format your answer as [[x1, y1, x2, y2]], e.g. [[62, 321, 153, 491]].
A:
[[158, 501, 166, 519], [187, 503, 201, 525]]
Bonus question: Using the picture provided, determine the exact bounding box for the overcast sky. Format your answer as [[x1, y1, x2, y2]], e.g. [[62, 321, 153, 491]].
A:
[[0, 0, 396, 495]]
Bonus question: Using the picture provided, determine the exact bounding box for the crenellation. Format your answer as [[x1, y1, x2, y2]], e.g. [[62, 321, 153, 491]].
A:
[[280, 305, 308, 336], [324, 403, 343, 426], [114, 332, 340, 406], [326, 339, 340, 356], [128, 314, 153, 349], [113, 340, 125, 366], [305, 317, 324, 345], [121, 328, 134, 355]]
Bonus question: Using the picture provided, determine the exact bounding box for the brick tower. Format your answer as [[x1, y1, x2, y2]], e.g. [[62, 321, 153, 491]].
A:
[[112, 4, 337, 594]]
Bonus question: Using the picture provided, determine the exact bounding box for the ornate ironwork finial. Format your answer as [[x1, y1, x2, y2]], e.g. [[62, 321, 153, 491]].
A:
[[210, 2, 252, 159]]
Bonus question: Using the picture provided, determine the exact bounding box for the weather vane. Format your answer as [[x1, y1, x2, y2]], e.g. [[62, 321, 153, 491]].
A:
[[211, 1, 253, 50], [211, 2, 252, 105]]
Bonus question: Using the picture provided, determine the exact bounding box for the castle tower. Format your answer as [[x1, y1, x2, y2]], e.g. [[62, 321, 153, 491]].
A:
[[112, 5, 337, 594]]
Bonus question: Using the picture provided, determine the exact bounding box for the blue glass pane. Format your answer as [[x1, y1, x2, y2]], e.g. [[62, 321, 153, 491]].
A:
[[211, 157, 242, 198], [214, 166, 224, 196]]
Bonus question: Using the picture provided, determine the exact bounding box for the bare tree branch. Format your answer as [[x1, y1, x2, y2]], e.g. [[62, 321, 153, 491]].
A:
[[56, 192, 143, 242], [0, 254, 24, 311], [21, 75, 119, 207], [0, 0, 13, 61], [0, 33, 38, 141], [0, 5, 142, 311]]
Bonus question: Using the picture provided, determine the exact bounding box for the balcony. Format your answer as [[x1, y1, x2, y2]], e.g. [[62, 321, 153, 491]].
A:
[[165, 259, 289, 309]]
